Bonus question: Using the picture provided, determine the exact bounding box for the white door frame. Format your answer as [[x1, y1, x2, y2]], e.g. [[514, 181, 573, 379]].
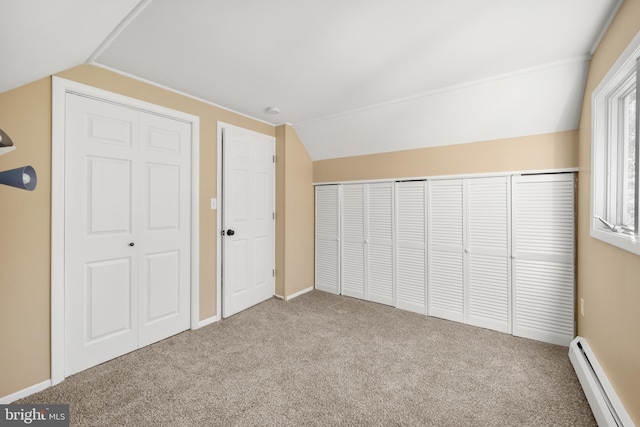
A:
[[51, 77, 200, 385], [216, 122, 275, 318]]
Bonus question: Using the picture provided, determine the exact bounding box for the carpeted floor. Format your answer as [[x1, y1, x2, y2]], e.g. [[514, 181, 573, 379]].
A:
[[19, 291, 595, 426]]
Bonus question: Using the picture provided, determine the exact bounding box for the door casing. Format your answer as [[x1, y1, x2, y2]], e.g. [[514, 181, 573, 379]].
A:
[[51, 77, 200, 385]]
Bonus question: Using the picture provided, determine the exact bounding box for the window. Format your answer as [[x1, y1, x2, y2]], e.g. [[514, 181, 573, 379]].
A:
[[591, 31, 640, 255]]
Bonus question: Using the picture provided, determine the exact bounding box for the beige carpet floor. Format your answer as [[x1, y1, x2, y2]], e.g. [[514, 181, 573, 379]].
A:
[[19, 291, 595, 426]]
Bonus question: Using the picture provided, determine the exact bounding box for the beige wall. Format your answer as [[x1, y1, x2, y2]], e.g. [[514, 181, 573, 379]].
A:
[[577, 0, 640, 422], [275, 124, 315, 298], [314, 130, 578, 183], [0, 78, 52, 398], [0, 64, 276, 398]]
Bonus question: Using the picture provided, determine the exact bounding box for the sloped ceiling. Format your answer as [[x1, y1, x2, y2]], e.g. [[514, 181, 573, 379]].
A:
[[0, 0, 142, 93], [2, 0, 621, 160]]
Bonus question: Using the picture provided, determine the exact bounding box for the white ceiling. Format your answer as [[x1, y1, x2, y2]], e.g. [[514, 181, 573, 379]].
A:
[[2, 0, 621, 160]]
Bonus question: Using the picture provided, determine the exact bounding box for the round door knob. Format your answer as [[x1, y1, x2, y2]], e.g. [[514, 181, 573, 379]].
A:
[[129, 242, 135, 247], [226, 229, 235, 236]]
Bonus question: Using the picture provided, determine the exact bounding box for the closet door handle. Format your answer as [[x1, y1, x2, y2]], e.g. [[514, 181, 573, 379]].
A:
[[129, 242, 135, 247]]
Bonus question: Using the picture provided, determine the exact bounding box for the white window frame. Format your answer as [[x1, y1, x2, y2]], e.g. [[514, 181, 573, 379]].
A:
[[591, 31, 640, 255]]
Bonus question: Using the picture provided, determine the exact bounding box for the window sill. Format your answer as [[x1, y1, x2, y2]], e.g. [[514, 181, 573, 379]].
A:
[[590, 225, 640, 256]]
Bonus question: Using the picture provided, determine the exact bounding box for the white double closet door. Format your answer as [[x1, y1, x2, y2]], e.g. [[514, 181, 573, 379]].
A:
[[341, 183, 395, 306], [64, 94, 191, 376], [428, 177, 511, 333], [316, 174, 575, 345]]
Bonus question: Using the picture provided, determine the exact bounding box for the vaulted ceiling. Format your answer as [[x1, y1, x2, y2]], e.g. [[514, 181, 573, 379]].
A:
[[2, 0, 622, 160]]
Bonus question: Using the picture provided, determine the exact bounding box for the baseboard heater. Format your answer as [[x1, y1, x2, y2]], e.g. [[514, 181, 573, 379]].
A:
[[569, 337, 635, 427]]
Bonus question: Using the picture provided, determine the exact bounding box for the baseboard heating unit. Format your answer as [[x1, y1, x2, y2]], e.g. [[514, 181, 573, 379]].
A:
[[569, 337, 635, 427]]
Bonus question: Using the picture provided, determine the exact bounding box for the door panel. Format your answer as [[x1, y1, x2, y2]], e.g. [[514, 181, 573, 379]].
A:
[[65, 94, 139, 376], [395, 181, 427, 314], [138, 112, 191, 347], [512, 173, 575, 346], [341, 184, 366, 300], [85, 258, 132, 342], [145, 251, 180, 322], [315, 185, 341, 294], [366, 183, 394, 306], [222, 126, 275, 318], [466, 177, 511, 333], [88, 157, 132, 234], [428, 179, 465, 322]]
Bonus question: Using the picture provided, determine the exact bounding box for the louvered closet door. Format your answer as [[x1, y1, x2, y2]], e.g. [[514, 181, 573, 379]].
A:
[[395, 181, 427, 314], [315, 185, 341, 294], [466, 177, 511, 333], [366, 183, 394, 306], [512, 173, 575, 346], [341, 184, 366, 299], [428, 179, 465, 322]]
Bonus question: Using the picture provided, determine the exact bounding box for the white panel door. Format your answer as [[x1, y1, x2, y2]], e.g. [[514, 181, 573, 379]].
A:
[[137, 113, 191, 346], [395, 181, 427, 314], [466, 177, 511, 333], [315, 185, 341, 294], [341, 184, 366, 300], [366, 182, 394, 306], [65, 95, 138, 375], [222, 126, 275, 318], [428, 179, 465, 322], [512, 173, 575, 346], [65, 94, 192, 376]]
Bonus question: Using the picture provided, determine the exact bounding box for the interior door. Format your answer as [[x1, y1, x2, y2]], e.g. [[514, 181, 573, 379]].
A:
[[341, 184, 366, 300], [315, 185, 341, 294], [512, 173, 575, 346], [366, 182, 394, 306], [222, 125, 275, 318], [65, 94, 192, 376], [65, 94, 139, 375], [137, 112, 191, 347], [466, 176, 511, 333], [395, 180, 428, 314], [428, 179, 465, 323]]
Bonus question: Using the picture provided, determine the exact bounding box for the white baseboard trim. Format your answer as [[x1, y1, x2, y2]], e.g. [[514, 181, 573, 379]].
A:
[[0, 380, 51, 404], [569, 336, 635, 427], [198, 315, 219, 328], [274, 294, 285, 300], [285, 286, 314, 301]]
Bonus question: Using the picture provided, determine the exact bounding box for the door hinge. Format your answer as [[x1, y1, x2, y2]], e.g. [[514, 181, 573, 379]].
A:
[[273, 155, 276, 163], [272, 269, 275, 277], [273, 212, 276, 220]]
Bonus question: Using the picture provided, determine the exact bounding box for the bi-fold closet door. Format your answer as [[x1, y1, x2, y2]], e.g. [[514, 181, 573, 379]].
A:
[[314, 185, 341, 294], [395, 181, 428, 314], [512, 174, 575, 346], [428, 177, 511, 333], [340, 183, 395, 305], [314, 173, 575, 345]]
